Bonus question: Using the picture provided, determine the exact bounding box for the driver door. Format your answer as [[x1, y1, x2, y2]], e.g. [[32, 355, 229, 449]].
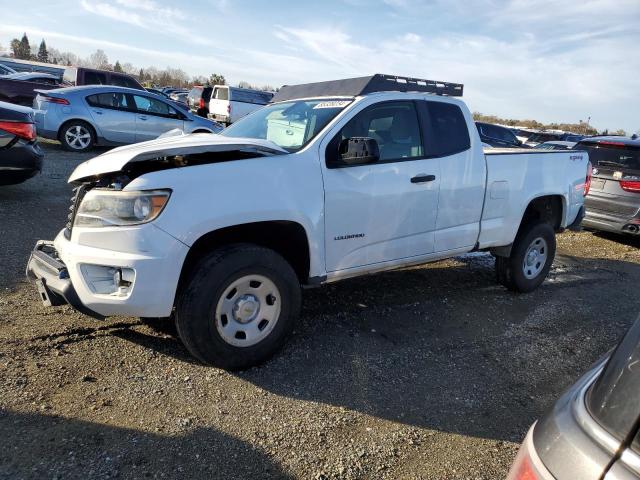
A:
[[322, 100, 441, 272], [129, 94, 184, 142]]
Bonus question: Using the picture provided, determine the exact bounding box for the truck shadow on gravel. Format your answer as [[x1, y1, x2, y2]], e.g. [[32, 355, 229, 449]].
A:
[[0, 410, 292, 480], [37, 253, 638, 444], [231, 252, 638, 443]]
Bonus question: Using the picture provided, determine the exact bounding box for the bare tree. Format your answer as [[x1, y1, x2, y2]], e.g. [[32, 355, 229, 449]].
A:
[[88, 49, 111, 70]]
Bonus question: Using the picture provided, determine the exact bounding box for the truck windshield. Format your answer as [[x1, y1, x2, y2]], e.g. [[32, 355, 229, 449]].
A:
[[221, 99, 352, 152]]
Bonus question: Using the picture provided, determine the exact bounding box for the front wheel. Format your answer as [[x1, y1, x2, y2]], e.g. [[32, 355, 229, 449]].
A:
[[175, 244, 301, 370], [496, 221, 556, 293]]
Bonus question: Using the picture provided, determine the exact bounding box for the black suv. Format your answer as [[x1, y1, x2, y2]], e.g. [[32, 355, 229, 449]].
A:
[[579, 136, 640, 236], [475, 122, 523, 148], [187, 85, 213, 118]]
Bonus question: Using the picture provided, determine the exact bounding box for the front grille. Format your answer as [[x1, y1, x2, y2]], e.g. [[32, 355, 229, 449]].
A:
[[64, 185, 87, 238]]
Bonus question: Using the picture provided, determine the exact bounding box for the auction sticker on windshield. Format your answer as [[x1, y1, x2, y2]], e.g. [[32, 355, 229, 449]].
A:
[[313, 100, 351, 109]]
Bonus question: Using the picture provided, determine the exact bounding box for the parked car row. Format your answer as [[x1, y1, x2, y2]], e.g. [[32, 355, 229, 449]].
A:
[[476, 122, 588, 149]]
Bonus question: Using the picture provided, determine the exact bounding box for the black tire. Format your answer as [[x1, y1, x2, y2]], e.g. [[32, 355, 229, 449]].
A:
[[495, 221, 556, 293], [59, 120, 95, 152], [175, 244, 301, 370]]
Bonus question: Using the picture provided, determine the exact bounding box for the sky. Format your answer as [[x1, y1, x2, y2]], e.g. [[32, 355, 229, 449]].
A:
[[0, 0, 638, 133]]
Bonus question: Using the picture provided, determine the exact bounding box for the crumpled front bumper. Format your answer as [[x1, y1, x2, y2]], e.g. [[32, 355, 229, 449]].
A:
[[26, 240, 105, 319], [26, 224, 190, 318]]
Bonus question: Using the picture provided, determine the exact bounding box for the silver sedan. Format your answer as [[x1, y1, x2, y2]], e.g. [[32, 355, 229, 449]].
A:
[[33, 85, 223, 151]]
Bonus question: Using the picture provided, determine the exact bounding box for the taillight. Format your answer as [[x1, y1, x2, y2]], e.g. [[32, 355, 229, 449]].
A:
[[199, 98, 205, 109], [0, 121, 36, 141], [508, 454, 540, 480], [584, 161, 592, 196], [620, 180, 640, 193], [507, 427, 550, 480], [227, 104, 231, 114], [40, 95, 69, 105]]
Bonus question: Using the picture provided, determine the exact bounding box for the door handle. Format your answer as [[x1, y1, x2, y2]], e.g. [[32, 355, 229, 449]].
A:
[[93, 110, 103, 115], [138, 115, 147, 121], [411, 174, 436, 184]]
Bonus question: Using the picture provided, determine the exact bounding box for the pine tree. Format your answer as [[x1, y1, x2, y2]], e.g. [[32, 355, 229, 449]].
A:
[[114, 60, 123, 72], [139, 68, 144, 80], [19, 33, 31, 60], [209, 73, 226, 85], [37, 39, 48, 63]]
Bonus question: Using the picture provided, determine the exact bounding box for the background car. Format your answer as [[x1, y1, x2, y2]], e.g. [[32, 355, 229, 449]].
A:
[[208, 85, 274, 125], [4, 72, 63, 85], [475, 121, 524, 148], [0, 101, 43, 185], [536, 140, 577, 150], [0, 64, 17, 76], [578, 136, 640, 236], [33, 85, 223, 151], [510, 126, 537, 144], [0, 72, 70, 106], [169, 91, 188, 106], [508, 314, 640, 480], [62, 67, 144, 90], [145, 87, 170, 99], [524, 130, 585, 147], [187, 85, 212, 117]]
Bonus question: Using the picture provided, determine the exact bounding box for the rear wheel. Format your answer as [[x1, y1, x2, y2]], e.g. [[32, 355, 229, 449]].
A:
[[59, 121, 95, 152], [496, 221, 556, 293], [175, 244, 301, 370]]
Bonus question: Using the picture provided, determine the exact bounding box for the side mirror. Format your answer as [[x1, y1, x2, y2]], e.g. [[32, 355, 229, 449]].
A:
[[339, 137, 380, 165]]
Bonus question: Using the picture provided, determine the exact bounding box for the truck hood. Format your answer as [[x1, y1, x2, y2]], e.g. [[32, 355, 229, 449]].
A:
[[68, 133, 288, 183]]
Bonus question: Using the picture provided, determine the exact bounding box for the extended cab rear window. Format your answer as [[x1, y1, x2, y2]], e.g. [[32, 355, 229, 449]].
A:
[[577, 141, 640, 172], [423, 101, 470, 157]]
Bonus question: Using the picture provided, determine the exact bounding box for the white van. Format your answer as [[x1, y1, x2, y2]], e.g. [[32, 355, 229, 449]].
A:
[[207, 85, 274, 125]]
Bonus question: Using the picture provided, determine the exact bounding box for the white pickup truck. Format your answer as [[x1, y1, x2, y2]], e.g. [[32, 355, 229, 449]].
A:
[[27, 74, 591, 369]]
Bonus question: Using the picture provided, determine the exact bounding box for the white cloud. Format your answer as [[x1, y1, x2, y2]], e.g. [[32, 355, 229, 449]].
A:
[[3, 0, 637, 132], [80, 0, 206, 45], [272, 9, 639, 133]]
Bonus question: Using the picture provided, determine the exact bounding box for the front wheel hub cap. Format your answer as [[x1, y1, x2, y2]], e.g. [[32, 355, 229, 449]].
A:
[[233, 294, 260, 324], [215, 274, 282, 347]]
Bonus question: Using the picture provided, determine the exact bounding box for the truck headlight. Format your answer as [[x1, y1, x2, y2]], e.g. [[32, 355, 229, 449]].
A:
[[75, 189, 171, 227]]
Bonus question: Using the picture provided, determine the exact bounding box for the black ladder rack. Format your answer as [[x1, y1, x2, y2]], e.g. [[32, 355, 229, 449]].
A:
[[271, 73, 463, 103]]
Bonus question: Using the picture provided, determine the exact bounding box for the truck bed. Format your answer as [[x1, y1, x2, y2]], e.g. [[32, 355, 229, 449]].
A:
[[479, 148, 589, 249]]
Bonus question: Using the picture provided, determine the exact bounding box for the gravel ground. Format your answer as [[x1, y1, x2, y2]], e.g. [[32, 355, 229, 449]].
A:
[[1, 141, 639, 479]]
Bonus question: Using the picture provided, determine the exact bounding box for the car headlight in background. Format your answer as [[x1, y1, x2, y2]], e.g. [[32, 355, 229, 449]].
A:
[[75, 189, 171, 227]]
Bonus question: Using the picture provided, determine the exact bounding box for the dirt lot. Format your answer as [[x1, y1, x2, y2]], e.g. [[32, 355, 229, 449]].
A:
[[1, 141, 639, 480]]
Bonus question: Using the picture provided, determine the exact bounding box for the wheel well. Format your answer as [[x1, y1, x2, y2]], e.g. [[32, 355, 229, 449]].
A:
[[177, 221, 311, 292], [192, 129, 211, 134], [520, 195, 564, 233], [58, 119, 96, 142]]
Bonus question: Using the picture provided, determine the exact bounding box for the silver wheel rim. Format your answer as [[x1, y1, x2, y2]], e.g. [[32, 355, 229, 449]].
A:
[[522, 236, 548, 279], [215, 274, 281, 347], [65, 125, 91, 150]]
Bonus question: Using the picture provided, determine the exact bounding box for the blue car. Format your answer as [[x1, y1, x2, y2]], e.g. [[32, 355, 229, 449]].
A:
[[33, 85, 223, 151]]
